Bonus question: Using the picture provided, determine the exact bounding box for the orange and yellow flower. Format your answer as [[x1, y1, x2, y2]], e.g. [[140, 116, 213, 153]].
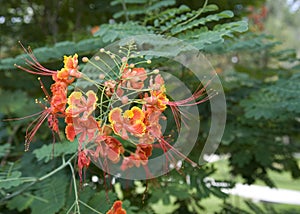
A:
[[120, 143, 153, 170], [104, 136, 125, 163], [55, 54, 82, 83], [65, 115, 99, 143], [109, 106, 146, 140], [106, 200, 126, 214], [65, 90, 99, 143], [144, 89, 169, 112], [66, 90, 98, 119], [122, 67, 147, 89]]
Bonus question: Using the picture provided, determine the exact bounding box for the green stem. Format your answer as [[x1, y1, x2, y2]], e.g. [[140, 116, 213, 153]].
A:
[[121, 0, 129, 22], [66, 202, 76, 214], [79, 200, 103, 214], [0, 181, 36, 202], [68, 161, 81, 213], [38, 155, 75, 181], [176, 0, 208, 28]]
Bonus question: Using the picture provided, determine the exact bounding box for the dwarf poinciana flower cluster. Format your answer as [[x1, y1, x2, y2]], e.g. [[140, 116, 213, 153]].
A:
[[17, 42, 210, 181], [15, 45, 82, 151]]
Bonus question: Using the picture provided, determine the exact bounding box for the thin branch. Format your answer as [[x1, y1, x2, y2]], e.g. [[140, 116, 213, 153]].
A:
[[79, 200, 103, 214], [68, 161, 81, 213], [177, 0, 208, 27], [121, 0, 129, 21]]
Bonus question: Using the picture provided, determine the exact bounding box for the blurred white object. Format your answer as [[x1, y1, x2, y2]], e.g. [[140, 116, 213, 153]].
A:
[[223, 183, 300, 205]]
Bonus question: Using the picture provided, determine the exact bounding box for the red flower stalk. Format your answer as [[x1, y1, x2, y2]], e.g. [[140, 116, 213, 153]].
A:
[[78, 150, 91, 182], [166, 80, 212, 107], [23, 109, 56, 151]]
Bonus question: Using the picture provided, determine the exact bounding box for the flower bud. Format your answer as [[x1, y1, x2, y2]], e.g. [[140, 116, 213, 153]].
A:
[[82, 57, 88, 63], [121, 96, 129, 104], [153, 69, 159, 74], [99, 74, 105, 80]]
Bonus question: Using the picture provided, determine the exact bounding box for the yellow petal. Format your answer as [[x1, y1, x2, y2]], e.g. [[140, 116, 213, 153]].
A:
[[67, 91, 82, 104]]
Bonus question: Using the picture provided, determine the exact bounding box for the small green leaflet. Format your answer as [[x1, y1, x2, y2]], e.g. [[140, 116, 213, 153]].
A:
[[33, 141, 77, 163]]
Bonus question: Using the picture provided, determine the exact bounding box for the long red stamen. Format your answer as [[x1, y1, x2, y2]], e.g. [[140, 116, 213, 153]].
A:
[[3, 111, 45, 121], [170, 105, 190, 131], [166, 76, 216, 107], [38, 77, 51, 102], [15, 42, 57, 76], [25, 109, 51, 151], [143, 165, 153, 179], [158, 138, 173, 172], [158, 137, 198, 168], [170, 105, 181, 131]]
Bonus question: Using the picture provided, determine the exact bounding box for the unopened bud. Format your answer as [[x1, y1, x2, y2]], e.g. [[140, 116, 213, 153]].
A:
[[82, 57, 88, 63], [153, 69, 159, 74], [121, 57, 127, 63], [99, 74, 105, 80], [121, 96, 129, 104]]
